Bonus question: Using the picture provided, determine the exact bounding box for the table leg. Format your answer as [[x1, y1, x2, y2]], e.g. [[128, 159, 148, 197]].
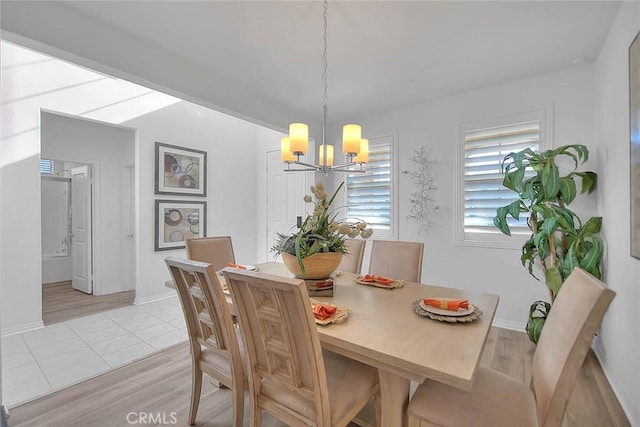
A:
[[378, 370, 410, 427]]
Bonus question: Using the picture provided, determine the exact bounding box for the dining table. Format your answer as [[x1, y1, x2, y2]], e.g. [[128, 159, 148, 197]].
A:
[[221, 262, 500, 427]]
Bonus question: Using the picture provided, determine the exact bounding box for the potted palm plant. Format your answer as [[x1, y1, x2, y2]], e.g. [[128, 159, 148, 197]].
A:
[[272, 181, 373, 279], [493, 144, 602, 343]]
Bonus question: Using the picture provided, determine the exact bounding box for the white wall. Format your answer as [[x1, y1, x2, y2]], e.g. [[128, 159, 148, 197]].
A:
[[123, 100, 259, 304], [352, 66, 596, 328], [593, 1, 640, 424], [41, 112, 135, 294], [1, 43, 263, 333]]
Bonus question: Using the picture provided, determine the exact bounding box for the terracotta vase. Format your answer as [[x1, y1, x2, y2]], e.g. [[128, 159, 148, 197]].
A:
[[281, 252, 343, 279]]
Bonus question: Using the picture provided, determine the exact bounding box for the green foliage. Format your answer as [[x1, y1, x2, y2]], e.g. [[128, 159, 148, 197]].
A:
[[272, 181, 372, 273], [493, 144, 603, 343], [526, 300, 551, 344]]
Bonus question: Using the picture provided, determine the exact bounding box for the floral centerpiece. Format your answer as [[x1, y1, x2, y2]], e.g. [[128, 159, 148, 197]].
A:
[[272, 181, 373, 278]]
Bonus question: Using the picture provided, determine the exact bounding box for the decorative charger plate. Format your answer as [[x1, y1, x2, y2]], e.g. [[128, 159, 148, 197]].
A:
[[310, 299, 351, 325], [353, 276, 404, 289], [412, 299, 483, 323]]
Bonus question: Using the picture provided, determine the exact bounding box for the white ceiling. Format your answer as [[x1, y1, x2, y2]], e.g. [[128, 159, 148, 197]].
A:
[[1, 1, 622, 131]]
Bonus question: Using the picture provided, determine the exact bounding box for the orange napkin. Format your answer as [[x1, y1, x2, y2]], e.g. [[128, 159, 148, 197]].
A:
[[423, 298, 469, 311], [228, 263, 247, 270], [361, 274, 395, 286], [312, 303, 337, 320]]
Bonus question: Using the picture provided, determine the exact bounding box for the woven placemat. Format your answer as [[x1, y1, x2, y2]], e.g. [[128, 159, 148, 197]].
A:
[[412, 299, 483, 323], [310, 299, 351, 325]]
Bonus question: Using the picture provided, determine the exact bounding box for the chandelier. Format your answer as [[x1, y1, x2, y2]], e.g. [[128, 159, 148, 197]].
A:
[[281, 0, 368, 174]]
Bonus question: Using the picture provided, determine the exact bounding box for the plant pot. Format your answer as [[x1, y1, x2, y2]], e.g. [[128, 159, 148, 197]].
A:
[[281, 252, 343, 279]]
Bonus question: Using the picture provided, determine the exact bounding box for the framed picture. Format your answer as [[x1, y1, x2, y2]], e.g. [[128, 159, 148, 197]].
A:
[[630, 31, 640, 259], [155, 142, 207, 196], [155, 200, 207, 251]]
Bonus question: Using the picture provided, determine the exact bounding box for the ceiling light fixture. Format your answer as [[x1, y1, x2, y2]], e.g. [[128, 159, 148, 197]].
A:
[[281, 0, 367, 174]]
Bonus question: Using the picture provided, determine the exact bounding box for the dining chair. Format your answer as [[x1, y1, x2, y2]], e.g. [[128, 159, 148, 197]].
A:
[[337, 238, 367, 274], [222, 268, 381, 427], [368, 240, 424, 282], [185, 235, 236, 272], [406, 267, 615, 427], [165, 257, 246, 427]]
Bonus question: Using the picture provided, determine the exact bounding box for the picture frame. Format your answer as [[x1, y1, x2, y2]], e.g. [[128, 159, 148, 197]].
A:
[[630, 31, 640, 259], [155, 200, 207, 251], [155, 142, 207, 196]]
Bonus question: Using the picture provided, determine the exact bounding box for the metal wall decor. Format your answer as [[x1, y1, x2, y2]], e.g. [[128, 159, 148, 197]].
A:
[[403, 147, 439, 233]]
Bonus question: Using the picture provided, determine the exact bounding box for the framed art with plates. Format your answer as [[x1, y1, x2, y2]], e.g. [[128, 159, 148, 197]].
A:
[[155, 142, 207, 196], [155, 200, 207, 251]]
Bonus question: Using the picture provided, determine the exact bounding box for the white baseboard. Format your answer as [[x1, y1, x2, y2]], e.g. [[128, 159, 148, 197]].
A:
[[133, 290, 177, 305], [492, 318, 525, 332], [592, 346, 638, 427], [1, 321, 45, 337]]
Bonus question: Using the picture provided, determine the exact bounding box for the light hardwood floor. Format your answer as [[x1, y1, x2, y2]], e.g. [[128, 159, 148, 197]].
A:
[[6, 328, 630, 427], [42, 281, 135, 325]]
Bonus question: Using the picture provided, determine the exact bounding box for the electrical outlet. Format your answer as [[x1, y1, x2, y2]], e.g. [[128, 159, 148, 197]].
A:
[[296, 216, 302, 228]]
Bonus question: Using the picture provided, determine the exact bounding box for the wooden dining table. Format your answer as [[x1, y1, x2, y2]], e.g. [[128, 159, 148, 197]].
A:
[[234, 262, 500, 427]]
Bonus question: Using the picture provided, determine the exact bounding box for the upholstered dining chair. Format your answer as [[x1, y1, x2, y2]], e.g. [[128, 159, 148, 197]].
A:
[[165, 257, 246, 427], [337, 238, 367, 274], [406, 267, 615, 427], [222, 268, 381, 427], [368, 240, 424, 282], [185, 235, 236, 273]]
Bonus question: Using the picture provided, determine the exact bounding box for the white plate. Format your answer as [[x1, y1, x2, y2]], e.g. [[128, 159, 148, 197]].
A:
[[419, 298, 474, 317]]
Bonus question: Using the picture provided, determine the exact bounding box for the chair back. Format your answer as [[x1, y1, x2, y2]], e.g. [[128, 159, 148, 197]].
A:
[[531, 268, 615, 427], [369, 240, 424, 282], [223, 268, 332, 426], [186, 236, 236, 272], [165, 257, 243, 376], [337, 239, 366, 274]]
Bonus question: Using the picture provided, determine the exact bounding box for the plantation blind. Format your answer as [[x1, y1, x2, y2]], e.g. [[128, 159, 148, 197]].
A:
[[346, 143, 392, 231], [464, 120, 540, 232]]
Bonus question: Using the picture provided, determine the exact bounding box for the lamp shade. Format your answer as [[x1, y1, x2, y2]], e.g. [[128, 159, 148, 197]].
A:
[[289, 123, 309, 155], [319, 144, 334, 166], [342, 124, 362, 155], [281, 137, 296, 163], [354, 138, 369, 164]]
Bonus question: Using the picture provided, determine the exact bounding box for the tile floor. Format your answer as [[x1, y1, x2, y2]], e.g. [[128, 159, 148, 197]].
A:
[[1, 296, 187, 408]]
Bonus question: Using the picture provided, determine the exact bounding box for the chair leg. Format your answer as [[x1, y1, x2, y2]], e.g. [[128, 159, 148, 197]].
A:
[[188, 366, 203, 425], [231, 386, 244, 427], [250, 399, 262, 427], [374, 389, 382, 427]]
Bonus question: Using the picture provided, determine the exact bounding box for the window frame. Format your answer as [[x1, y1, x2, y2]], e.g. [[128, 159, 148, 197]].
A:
[[455, 109, 552, 249], [344, 132, 398, 240]]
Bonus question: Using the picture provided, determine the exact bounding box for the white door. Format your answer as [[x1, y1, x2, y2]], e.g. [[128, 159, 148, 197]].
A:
[[71, 165, 93, 294], [266, 150, 307, 258]]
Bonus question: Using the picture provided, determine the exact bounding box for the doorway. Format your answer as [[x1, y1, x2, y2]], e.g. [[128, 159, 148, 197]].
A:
[[40, 161, 94, 294], [40, 111, 136, 323]]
